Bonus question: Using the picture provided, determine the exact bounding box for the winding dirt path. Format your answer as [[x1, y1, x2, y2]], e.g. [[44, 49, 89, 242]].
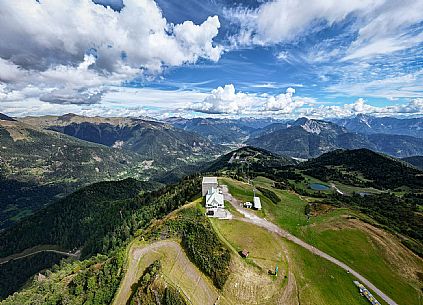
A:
[[0, 245, 80, 265], [222, 185, 398, 305], [113, 240, 219, 305]]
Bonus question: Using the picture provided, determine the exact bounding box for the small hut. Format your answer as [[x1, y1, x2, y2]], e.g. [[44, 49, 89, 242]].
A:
[[240, 249, 249, 258]]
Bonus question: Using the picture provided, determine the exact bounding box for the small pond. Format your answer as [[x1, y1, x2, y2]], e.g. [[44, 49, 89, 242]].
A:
[[309, 183, 330, 191]]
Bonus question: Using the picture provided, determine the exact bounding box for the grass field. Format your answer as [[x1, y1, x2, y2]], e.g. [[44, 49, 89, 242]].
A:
[[219, 177, 269, 218], [331, 181, 384, 195], [211, 218, 286, 274], [222, 176, 423, 305], [210, 218, 291, 305], [211, 217, 373, 305], [113, 240, 222, 305], [114, 180, 422, 305], [285, 240, 372, 305], [300, 218, 423, 305]]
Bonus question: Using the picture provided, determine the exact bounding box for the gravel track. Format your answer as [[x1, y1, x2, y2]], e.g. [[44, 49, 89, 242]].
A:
[[222, 185, 398, 305]]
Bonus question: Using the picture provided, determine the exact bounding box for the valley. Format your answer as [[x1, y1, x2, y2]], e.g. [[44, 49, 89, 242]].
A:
[[2, 3, 422, 304], [0, 115, 422, 305]]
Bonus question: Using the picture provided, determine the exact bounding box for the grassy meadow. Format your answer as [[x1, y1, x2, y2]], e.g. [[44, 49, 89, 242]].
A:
[[220, 176, 422, 305]]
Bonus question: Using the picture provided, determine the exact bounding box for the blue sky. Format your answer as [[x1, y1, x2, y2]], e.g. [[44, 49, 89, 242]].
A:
[[0, 0, 422, 118]]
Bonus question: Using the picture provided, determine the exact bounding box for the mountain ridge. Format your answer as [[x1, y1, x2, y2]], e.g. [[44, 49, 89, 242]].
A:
[[0, 118, 152, 229], [0, 113, 15, 122], [332, 114, 423, 138], [247, 117, 423, 158], [20, 114, 224, 165]]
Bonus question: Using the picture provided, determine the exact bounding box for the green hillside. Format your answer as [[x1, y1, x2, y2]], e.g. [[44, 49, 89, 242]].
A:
[[1, 146, 422, 304], [221, 176, 422, 305], [205, 146, 296, 174], [403, 155, 423, 170], [0, 119, 151, 229], [300, 148, 423, 189], [0, 176, 201, 299], [23, 114, 224, 167]]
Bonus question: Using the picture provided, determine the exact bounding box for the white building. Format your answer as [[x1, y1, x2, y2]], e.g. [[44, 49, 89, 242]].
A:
[[202, 177, 218, 196], [253, 196, 262, 210], [244, 201, 252, 208], [205, 187, 224, 209]]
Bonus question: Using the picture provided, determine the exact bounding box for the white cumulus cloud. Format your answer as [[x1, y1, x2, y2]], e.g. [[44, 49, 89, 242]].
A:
[[0, 0, 222, 106], [300, 97, 423, 118], [228, 0, 423, 61], [188, 84, 257, 114], [188, 85, 307, 115]]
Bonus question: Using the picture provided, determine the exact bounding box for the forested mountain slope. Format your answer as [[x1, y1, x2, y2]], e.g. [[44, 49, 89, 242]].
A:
[[0, 177, 199, 259], [22, 114, 223, 166], [0, 176, 201, 299], [0, 117, 147, 229], [247, 118, 423, 158], [205, 146, 296, 175], [402, 156, 423, 170], [299, 148, 423, 189]]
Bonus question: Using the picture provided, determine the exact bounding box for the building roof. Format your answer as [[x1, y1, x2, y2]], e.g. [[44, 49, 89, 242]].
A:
[[202, 176, 218, 184], [206, 188, 224, 206], [253, 196, 262, 209]]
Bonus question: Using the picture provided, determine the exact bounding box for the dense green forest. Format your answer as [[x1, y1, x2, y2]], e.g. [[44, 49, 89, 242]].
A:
[[0, 178, 156, 258], [256, 186, 280, 204], [0, 178, 70, 229], [182, 218, 231, 289], [0, 176, 201, 300], [128, 260, 188, 305], [300, 149, 423, 189], [0, 252, 66, 299], [0, 176, 201, 258], [1, 251, 125, 305], [150, 207, 231, 289]]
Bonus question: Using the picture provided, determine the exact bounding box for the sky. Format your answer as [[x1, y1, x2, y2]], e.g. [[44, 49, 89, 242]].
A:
[[0, 0, 422, 119]]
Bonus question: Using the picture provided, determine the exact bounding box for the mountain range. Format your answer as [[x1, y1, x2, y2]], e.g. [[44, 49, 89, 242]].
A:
[[0, 145, 421, 303], [21, 113, 222, 165], [0, 116, 147, 229], [246, 117, 423, 158], [165, 117, 281, 144], [0, 113, 223, 229], [164, 115, 423, 158], [332, 114, 423, 138], [1, 112, 422, 229]]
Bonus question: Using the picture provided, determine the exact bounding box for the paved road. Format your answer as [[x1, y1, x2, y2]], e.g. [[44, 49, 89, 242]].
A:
[[222, 185, 398, 305], [0, 246, 80, 265]]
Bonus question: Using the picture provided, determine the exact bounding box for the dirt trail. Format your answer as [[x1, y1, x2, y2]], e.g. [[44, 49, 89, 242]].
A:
[[113, 240, 219, 305], [222, 185, 398, 305], [0, 246, 80, 265]]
